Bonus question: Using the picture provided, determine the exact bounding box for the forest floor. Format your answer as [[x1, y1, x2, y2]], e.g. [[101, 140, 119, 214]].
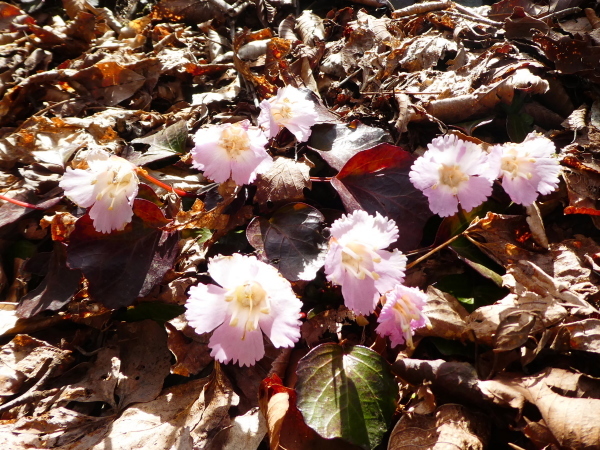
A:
[[1, 0, 600, 448]]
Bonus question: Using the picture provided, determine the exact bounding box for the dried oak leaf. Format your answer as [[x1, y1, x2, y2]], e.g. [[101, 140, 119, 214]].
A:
[[150, 0, 223, 24], [388, 403, 490, 450], [466, 213, 600, 301], [254, 157, 311, 204], [165, 320, 212, 377], [562, 155, 600, 216], [533, 33, 600, 83], [495, 368, 600, 449], [417, 286, 470, 341], [59, 364, 238, 450], [0, 335, 72, 398], [71, 61, 147, 106]]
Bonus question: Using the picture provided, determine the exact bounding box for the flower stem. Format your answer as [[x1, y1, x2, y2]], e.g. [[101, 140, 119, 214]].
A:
[[0, 194, 44, 210], [135, 168, 193, 197], [309, 177, 332, 182], [406, 232, 463, 270]]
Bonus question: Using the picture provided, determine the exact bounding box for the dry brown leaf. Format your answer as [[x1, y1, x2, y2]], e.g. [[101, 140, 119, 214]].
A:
[[165, 321, 212, 377], [0, 335, 73, 400], [54, 365, 238, 450], [558, 318, 600, 354], [254, 157, 311, 204], [388, 403, 490, 450], [206, 407, 266, 450], [295, 10, 325, 46], [498, 368, 600, 448], [417, 286, 469, 340], [300, 306, 355, 347]]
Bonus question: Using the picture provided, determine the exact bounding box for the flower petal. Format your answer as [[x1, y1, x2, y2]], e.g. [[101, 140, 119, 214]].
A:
[[209, 324, 265, 366], [185, 283, 229, 333]]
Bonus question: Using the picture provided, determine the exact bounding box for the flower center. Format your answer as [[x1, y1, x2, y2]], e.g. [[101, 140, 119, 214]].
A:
[[219, 124, 250, 158], [94, 162, 137, 210], [225, 281, 271, 337], [340, 241, 381, 281], [437, 164, 469, 193], [271, 99, 294, 124], [501, 147, 534, 179]]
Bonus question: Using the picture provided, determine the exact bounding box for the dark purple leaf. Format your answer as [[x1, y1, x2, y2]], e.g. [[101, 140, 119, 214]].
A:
[[331, 143, 432, 252], [17, 243, 82, 318], [66, 200, 177, 309], [247, 203, 326, 281]]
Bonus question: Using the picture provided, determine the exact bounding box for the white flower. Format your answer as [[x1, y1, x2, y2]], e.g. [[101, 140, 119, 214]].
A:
[[324, 210, 407, 315], [191, 120, 272, 185], [488, 132, 561, 206], [376, 285, 428, 348], [185, 254, 302, 367], [409, 135, 496, 217], [59, 150, 139, 233], [258, 85, 319, 142]]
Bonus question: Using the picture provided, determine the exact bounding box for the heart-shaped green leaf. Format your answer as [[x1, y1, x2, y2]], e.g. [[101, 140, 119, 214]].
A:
[[296, 343, 398, 449]]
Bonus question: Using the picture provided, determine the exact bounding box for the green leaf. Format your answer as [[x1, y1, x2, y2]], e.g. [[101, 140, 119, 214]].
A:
[[295, 343, 398, 449], [131, 120, 189, 165]]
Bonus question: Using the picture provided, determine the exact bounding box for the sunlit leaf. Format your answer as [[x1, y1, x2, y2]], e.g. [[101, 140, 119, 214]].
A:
[[295, 343, 398, 449], [308, 122, 392, 171]]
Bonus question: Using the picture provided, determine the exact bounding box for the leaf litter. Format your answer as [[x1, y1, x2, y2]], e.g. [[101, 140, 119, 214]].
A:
[[0, 0, 599, 448]]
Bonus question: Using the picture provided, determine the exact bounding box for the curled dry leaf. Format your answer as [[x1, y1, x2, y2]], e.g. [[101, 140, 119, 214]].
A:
[[295, 10, 325, 46], [388, 403, 490, 450], [165, 320, 213, 377], [417, 286, 469, 341]]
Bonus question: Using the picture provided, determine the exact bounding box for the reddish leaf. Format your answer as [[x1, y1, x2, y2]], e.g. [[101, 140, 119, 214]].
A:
[[331, 144, 432, 252], [66, 201, 178, 309]]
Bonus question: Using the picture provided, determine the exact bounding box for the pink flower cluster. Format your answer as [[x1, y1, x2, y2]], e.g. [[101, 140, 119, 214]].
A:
[[323, 210, 428, 348], [409, 132, 561, 217], [191, 86, 319, 186], [60, 86, 319, 235]]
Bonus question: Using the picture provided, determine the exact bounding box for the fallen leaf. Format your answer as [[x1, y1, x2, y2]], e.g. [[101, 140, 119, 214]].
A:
[[388, 403, 490, 450], [254, 157, 312, 204]]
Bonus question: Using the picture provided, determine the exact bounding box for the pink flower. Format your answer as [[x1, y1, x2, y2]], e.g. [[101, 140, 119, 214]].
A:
[[185, 254, 302, 367], [488, 132, 561, 206], [409, 135, 496, 217], [258, 85, 319, 142], [191, 120, 272, 185], [59, 150, 139, 234], [324, 210, 407, 315], [376, 285, 428, 348]]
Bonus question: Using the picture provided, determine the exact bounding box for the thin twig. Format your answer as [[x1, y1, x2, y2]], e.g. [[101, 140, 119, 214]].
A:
[[406, 232, 462, 270]]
